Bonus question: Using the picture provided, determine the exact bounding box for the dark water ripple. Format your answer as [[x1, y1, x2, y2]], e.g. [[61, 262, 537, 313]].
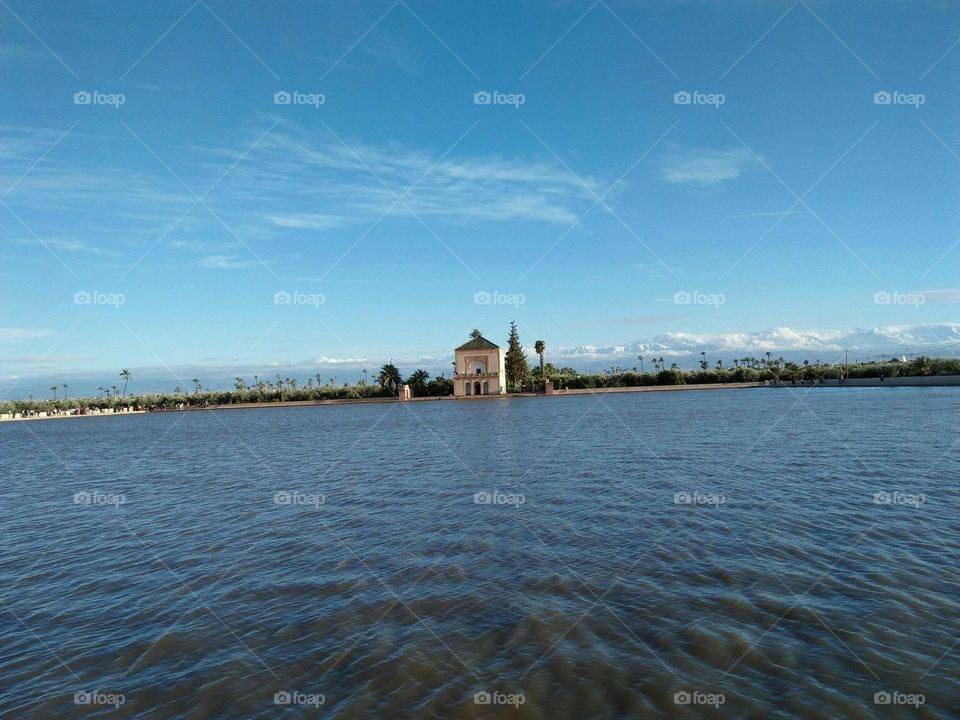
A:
[[1, 387, 958, 718]]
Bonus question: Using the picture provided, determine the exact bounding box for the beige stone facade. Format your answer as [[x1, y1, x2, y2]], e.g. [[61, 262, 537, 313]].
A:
[[453, 334, 506, 397]]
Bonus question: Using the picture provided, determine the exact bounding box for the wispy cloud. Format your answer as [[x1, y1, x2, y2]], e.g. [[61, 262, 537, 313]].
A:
[[196, 255, 256, 270], [211, 121, 600, 227], [359, 28, 422, 73], [0, 328, 56, 341], [662, 147, 758, 186], [2, 122, 601, 271], [731, 209, 807, 219], [918, 288, 960, 304], [268, 213, 351, 230], [9, 236, 120, 256], [312, 356, 368, 365], [567, 314, 683, 329]]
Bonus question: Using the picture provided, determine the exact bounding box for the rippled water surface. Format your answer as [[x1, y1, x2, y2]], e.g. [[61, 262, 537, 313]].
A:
[[1, 387, 958, 718]]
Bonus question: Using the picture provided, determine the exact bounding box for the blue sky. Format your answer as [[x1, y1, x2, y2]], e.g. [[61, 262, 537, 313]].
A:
[[1, 0, 959, 395]]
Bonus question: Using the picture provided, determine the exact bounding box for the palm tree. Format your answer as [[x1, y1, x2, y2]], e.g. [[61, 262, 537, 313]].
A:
[[111, 385, 118, 398], [62, 383, 68, 400], [234, 377, 246, 393], [120, 369, 132, 398], [50, 385, 58, 400], [192, 378, 200, 395], [699, 351, 708, 371], [534, 340, 546, 389], [98, 386, 104, 401], [638, 355, 645, 374], [408, 369, 429, 395], [377, 363, 403, 394], [174, 386, 181, 395]]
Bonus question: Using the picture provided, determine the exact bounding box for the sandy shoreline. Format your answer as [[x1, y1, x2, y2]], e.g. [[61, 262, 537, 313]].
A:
[[0, 410, 148, 423]]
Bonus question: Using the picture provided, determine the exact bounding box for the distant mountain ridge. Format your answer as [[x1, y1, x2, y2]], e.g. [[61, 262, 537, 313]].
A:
[[554, 323, 960, 365]]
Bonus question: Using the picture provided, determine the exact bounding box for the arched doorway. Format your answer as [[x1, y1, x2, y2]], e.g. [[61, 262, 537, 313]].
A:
[[465, 382, 472, 396], [473, 381, 481, 396], [482, 381, 489, 395]]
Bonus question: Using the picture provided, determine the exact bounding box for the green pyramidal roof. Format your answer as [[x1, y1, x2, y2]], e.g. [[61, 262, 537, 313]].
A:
[[455, 335, 500, 351]]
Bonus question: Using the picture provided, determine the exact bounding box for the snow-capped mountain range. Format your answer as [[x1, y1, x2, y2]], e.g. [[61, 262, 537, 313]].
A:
[[552, 323, 960, 366]]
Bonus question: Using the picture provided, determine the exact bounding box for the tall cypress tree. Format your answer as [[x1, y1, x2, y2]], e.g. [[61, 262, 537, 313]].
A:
[[505, 321, 529, 391]]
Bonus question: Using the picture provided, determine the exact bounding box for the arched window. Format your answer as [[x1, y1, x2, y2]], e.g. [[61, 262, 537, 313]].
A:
[[473, 381, 481, 396]]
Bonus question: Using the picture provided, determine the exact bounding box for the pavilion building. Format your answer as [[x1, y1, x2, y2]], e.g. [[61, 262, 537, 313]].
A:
[[453, 334, 506, 397]]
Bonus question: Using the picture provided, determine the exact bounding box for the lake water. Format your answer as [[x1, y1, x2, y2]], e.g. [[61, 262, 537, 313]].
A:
[[1, 387, 958, 718]]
